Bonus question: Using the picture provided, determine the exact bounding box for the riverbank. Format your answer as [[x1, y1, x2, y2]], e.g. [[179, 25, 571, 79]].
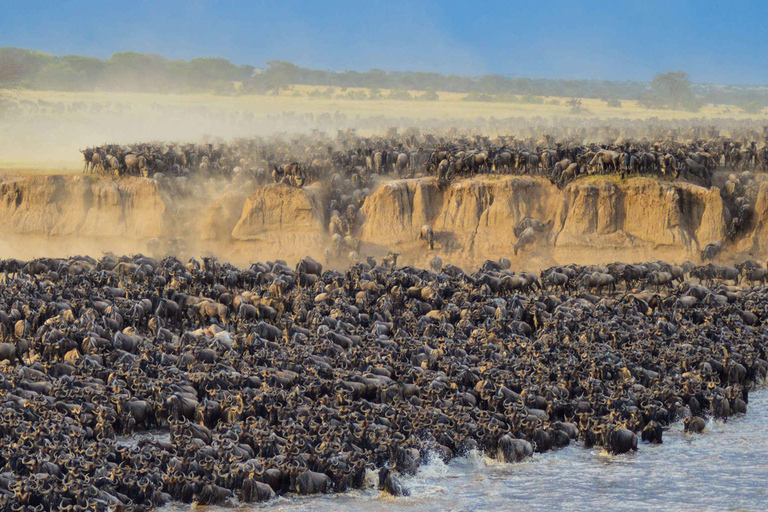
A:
[[2, 253, 766, 510], [255, 389, 768, 512], [0, 173, 765, 270]]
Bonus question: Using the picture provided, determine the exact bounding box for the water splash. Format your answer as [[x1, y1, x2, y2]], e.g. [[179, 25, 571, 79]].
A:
[[168, 390, 768, 512]]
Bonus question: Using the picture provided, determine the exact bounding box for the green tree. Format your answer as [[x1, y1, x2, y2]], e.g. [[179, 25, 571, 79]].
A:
[[651, 71, 694, 109], [520, 94, 544, 104], [461, 91, 495, 102], [0, 52, 24, 112], [567, 98, 584, 114], [211, 79, 235, 96], [188, 57, 241, 88], [0, 48, 54, 86], [0, 52, 24, 87], [34, 61, 86, 90], [740, 100, 762, 114], [8, 46, 768, 106]]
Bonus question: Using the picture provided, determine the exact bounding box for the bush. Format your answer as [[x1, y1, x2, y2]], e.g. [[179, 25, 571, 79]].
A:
[[211, 79, 235, 96], [606, 99, 622, 108], [308, 87, 334, 99], [0, 95, 16, 114], [638, 94, 666, 109], [519, 94, 544, 104], [681, 97, 704, 112], [387, 89, 412, 101], [740, 100, 762, 114], [415, 89, 439, 101], [337, 90, 368, 100], [497, 93, 521, 103], [566, 98, 586, 114], [461, 91, 495, 102]]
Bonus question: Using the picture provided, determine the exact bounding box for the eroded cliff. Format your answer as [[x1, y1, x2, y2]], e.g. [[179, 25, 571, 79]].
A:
[[0, 172, 758, 269], [358, 176, 728, 266], [0, 175, 170, 238]]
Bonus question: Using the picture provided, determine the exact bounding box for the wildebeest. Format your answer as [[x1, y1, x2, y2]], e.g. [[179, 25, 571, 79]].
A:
[[419, 225, 435, 250], [514, 217, 550, 238], [514, 227, 537, 255], [701, 241, 722, 261]]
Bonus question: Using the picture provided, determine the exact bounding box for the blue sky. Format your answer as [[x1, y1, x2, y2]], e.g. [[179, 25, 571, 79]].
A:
[[2, 0, 766, 83]]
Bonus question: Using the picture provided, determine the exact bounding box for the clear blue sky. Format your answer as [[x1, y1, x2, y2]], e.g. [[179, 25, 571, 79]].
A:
[[2, 0, 766, 84]]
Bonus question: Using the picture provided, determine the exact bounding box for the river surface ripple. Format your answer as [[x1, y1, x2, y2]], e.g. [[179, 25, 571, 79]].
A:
[[170, 389, 768, 512]]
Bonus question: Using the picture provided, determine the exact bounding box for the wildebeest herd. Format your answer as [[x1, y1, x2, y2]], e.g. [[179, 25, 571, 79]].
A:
[[81, 131, 768, 189], [79, 131, 767, 267], [0, 252, 766, 510]]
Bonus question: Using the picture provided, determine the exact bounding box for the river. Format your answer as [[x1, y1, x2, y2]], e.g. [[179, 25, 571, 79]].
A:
[[169, 389, 768, 512]]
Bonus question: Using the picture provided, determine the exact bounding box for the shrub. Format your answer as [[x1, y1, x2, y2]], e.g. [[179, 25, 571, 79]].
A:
[[461, 91, 495, 102], [415, 89, 439, 101], [567, 98, 585, 114], [387, 89, 412, 101], [740, 100, 762, 114], [519, 94, 544, 104]]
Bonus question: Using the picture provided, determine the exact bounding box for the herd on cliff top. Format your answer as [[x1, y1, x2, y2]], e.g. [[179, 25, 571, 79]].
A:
[[81, 132, 767, 266], [81, 132, 768, 187]]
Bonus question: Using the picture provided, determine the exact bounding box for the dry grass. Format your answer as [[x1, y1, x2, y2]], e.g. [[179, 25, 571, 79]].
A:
[[0, 167, 79, 175], [1, 85, 766, 171], [283, 84, 767, 120], [5, 85, 767, 122]]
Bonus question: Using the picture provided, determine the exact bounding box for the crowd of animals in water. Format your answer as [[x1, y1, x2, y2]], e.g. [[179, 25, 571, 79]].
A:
[[0, 125, 760, 510], [0, 253, 766, 510]]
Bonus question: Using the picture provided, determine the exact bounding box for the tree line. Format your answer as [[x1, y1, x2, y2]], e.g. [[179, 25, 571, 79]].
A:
[[0, 47, 766, 112]]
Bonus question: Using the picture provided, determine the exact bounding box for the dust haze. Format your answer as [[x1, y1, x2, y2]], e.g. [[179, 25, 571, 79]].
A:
[[0, 89, 767, 271]]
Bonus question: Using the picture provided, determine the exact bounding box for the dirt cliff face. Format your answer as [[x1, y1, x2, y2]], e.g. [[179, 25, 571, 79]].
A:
[[737, 181, 768, 255], [358, 176, 729, 267], [0, 175, 331, 264], [231, 183, 325, 240], [554, 178, 726, 249], [0, 175, 170, 238], [359, 177, 554, 255], [200, 191, 249, 242], [0, 173, 755, 269], [228, 182, 328, 261]]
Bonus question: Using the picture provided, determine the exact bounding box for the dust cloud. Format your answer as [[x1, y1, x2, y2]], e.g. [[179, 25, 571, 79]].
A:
[[0, 91, 767, 271]]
